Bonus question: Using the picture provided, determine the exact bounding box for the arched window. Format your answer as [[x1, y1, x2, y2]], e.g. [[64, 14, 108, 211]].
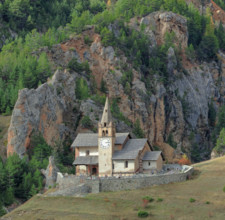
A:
[[106, 130, 108, 136], [125, 161, 128, 168], [104, 123, 107, 127], [102, 130, 105, 136]]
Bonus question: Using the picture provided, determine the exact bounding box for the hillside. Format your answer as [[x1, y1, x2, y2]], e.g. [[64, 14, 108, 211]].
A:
[[1, 156, 225, 220], [0, 0, 225, 164]]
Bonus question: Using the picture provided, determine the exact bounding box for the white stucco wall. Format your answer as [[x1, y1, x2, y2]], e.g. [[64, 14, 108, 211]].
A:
[[113, 160, 135, 173], [143, 161, 157, 170], [78, 165, 87, 174], [79, 147, 98, 156]]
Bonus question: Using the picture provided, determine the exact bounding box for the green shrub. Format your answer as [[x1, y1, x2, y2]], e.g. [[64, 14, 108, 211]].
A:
[[214, 128, 225, 154], [75, 78, 89, 100], [133, 119, 145, 138], [81, 116, 93, 129], [84, 35, 93, 46], [0, 201, 6, 217], [142, 196, 154, 202], [223, 186, 225, 192], [68, 58, 91, 74], [205, 201, 210, 204], [157, 198, 163, 202], [138, 210, 149, 218], [100, 79, 108, 93], [189, 198, 196, 203], [91, 94, 106, 105], [167, 133, 177, 149]]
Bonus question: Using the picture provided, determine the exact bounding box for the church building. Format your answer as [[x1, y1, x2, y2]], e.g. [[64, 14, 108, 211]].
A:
[[72, 97, 164, 176]]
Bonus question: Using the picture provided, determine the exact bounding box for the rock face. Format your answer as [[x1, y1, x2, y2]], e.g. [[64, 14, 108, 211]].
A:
[[140, 11, 188, 49], [6, 11, 225, 162], [41, 156, 60, 188], [7, 69, 79, 157]]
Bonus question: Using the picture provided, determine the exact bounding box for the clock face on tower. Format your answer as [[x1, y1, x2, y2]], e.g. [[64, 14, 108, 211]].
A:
[[100, 138, 111, 149]]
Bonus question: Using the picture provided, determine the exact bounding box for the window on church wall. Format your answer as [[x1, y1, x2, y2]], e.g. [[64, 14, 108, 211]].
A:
[[125, 161, 128, 168], [102, 130, 105, 136], [86, 150, 90, 156], [148, 162, 151, 166], [106, 130, 108, 136], [104, 123, 106, 127]]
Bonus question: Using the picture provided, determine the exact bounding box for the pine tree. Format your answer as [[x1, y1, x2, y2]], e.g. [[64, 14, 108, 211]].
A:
[[75, 78, 89, 100], [36, 52, 51, 83], [216, 22, 225, 51], [0, 200, 6, 217], [0, 160, 6, 193], [214, 128, 225, 154], [133, 119, 145, 138], [29, 184, 36, 198], [100, 79, 107, 93], [5, 154, 26, 188], [3, 187, 14, 206]]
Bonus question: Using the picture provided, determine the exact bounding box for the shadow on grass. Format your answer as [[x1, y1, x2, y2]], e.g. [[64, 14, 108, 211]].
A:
[[188, 169, 201, 180]]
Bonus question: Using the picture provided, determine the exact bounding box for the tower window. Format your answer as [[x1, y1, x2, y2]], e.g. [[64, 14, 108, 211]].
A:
[[104, 123, 106, 127], [86, 150, 90, 156], [102, 130, 105, 136], [125, 161, 128, 168], [106, 130, 108, 136]]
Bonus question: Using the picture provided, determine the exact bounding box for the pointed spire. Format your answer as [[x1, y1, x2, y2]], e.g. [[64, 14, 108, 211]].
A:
[[101, 96, 112, 124]]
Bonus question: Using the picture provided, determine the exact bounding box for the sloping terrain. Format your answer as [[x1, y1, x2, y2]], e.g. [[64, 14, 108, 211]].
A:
[[2, 156, 225, 220]]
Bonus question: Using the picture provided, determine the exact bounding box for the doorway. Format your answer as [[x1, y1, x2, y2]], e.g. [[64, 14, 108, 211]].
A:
[[92, 167, 97, 175]]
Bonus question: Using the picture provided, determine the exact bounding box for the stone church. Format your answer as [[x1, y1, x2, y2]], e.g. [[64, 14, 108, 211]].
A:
[[72, 97, 164, 176]]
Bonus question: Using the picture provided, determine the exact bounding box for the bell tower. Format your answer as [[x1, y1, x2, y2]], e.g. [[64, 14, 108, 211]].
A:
[[98, 97, 116, 176]]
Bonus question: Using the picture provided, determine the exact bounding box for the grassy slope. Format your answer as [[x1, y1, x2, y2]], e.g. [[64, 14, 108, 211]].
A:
[[2, 157, 225, 220]]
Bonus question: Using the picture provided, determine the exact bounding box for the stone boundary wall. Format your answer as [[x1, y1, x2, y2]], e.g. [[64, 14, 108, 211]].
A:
[[100, 166, 193, 192], [56, 165, 194, 194]]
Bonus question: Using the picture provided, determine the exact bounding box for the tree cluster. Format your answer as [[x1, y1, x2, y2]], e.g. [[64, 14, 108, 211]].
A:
[[0, 134, 74, 216]]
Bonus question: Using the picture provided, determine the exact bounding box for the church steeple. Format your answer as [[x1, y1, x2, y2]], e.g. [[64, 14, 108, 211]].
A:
[[98, 96, 115, 137], [101, 97, 112, 125], [98, 96, 115, 177]]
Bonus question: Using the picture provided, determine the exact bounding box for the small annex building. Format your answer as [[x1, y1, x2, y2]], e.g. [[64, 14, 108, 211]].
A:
[[72, 97, 164, 176]]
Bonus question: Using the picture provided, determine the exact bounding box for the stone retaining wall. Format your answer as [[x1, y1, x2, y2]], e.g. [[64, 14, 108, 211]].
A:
[[55, 165, 194, 195], [100, 166, 193, 192]]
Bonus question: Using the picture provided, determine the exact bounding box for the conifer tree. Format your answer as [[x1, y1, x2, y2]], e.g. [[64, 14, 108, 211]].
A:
[[3, 187, 14, 206], [0, 201, 6, 217], [29, 184, 36, 198], [214, 128, 225, 154], [133, 119, 145, 138]]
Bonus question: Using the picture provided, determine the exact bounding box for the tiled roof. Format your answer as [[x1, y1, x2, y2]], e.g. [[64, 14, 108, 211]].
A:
[[71, 133, 129, 147], [73, 156, 98, 165], [142, 151, 162, 161], [112, 139, 148, 160]]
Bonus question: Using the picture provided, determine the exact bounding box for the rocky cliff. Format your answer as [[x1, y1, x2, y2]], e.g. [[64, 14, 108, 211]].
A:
[[7, 10, 225, 162]]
